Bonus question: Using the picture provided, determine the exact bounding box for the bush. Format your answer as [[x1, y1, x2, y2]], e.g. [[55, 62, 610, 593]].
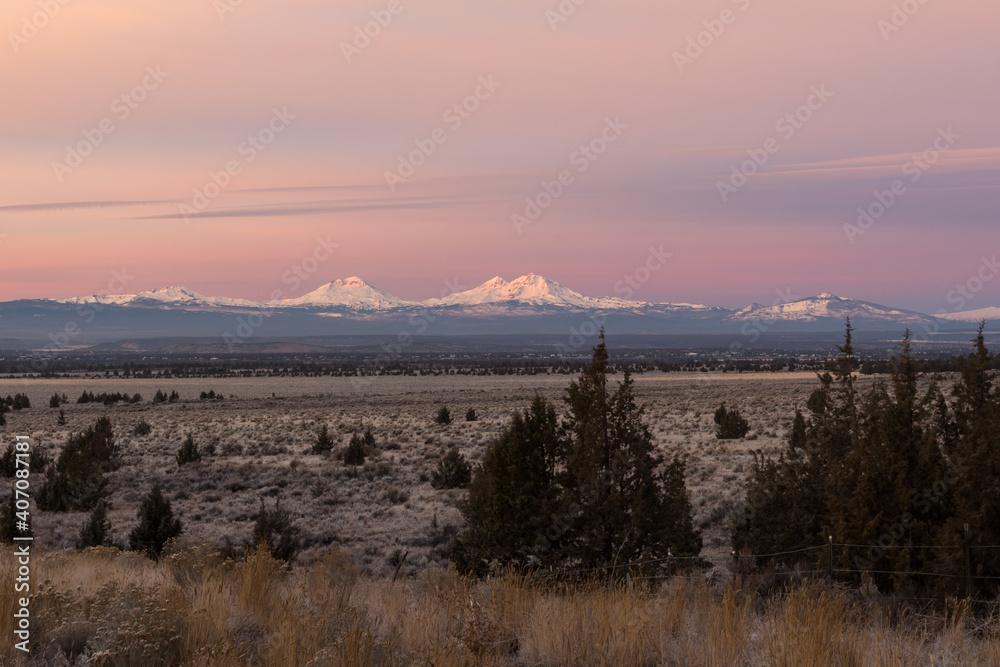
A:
[[128, 485, 182, 559], [431, 448, 472, 489], [434, 406, 452, 425], [714, 403, 750, 440], [50, 393, 62, 408], [176, 433, 201, 465], [132, 420, 152, 437], [250, 499, 300, 561], [465, 408, 478, 422], [343, 434, 366, 466]]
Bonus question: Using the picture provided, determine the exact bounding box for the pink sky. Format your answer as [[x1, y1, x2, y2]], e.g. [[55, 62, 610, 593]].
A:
[[1, 0, 998, 312]]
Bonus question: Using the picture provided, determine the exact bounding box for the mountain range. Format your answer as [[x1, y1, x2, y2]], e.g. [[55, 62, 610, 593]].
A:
[[2, 274, 996, 350]]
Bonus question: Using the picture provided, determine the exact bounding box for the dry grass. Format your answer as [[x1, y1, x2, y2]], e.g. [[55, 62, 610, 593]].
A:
[[5, 372, 841, 572], [2, 544, 998, 666]]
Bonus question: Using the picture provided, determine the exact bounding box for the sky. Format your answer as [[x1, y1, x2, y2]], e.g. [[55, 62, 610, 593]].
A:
[[1, 0, 998, 313]]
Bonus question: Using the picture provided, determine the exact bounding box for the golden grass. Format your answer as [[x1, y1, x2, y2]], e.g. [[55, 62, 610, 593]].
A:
[[2, 544, 999, 666]]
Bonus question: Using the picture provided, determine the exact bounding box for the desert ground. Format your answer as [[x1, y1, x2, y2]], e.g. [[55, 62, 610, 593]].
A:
[[2, 371, 863, 574]]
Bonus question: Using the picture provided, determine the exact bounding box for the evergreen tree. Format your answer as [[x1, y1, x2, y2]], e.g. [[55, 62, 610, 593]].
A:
[[128, 485, 182, 559], [714, 404, 750, 439], [944, 323, 1000, 592], [452, 332, 703, 577], [451, 394, 561, 575], [176, 433, 202, 465], [249, 499, 300, 561], [36, 417, 118, 512], [431, 448, 472, 489], [343, 434, 366, 466], [77, 501, 113, 549], [435, 406, 453, 425], [312, 424, 334, 454]]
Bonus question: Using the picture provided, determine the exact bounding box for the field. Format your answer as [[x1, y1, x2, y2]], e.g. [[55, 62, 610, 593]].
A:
[[7, 371, 1000, 665], [3, 372, 826, 573]]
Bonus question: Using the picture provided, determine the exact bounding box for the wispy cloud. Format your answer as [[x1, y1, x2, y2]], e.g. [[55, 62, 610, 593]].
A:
[[138, 197, 484, 220]]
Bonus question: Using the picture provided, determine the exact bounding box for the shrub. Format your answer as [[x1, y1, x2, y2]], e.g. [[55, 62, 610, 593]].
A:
[[77, 500, 114, 549], [249, 498, 300, 561], [36, 416, 118, 512], [343, 434, 366, 466], [132, 420, 152, 437], [465, 408, 478, 422], [50, 393, 62, 408], [714, 403, 750, 440], [128, 484, 182, 559], [176, 433, 202, 465], [431, 448, 472, 489], [312, 424, 334, 454], [434, 406, 453, 425]]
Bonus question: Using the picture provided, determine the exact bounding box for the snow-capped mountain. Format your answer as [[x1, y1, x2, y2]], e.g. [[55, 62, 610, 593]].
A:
[[428, 274, 632, 309], [427, 274, 714, 312], [273, 277, 414, 310], [55, 286, 260, 309], [12, 279, 968, 346], [938, 307, 1000, 323], [729, 293, 933, 326]]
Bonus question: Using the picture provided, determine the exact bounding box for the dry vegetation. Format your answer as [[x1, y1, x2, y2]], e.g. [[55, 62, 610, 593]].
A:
[[2, 542, 998, 665], [5, 373, 832, 571], [5, 372, 995, 664]]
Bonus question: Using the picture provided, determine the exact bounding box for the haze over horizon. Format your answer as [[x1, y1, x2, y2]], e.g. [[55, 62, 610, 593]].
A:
[[2, 1, 998, 314]]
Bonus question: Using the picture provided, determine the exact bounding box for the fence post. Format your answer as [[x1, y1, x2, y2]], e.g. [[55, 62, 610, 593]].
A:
[[964, 523, 972, 599], [828, 535, 834, 578]]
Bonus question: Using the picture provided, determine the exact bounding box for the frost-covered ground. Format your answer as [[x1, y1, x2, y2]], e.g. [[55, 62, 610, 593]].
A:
[[3, 372, 863, 575]]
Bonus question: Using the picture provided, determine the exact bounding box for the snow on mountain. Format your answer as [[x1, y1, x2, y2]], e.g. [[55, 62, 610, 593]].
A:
[[428, 274, 622, 308], [55, 286, 261, 309], [273, 277, 414, 310], [426, 273, 708, 311], [729, 293, 933, 324], [938, 306, 1000, 322]]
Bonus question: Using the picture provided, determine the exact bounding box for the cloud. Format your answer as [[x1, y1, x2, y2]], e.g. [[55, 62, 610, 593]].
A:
[[0, 200, 175, 213], [137, 196, 485, 220]]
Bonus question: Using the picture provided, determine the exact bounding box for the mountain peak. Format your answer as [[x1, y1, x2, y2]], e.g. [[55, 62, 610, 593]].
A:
[[276, 277, 410, 310], [814, 292, 840, 300]]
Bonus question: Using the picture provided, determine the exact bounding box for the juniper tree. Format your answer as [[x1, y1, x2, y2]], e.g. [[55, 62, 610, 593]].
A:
[[128, 484, 182, 559], [450, 394, 561, 575], [250, 499, 300, 561], [176, 433, 201, 465], [77, 500, 113, 549], [312, 424, 334, 454]]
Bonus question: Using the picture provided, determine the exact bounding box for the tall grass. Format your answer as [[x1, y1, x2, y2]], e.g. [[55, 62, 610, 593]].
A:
[[1, 544, 998, 665]]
